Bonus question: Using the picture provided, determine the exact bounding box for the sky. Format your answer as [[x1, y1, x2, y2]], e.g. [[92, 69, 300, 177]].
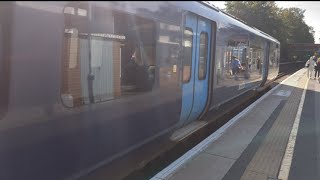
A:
[[209, 1, 320, 44]]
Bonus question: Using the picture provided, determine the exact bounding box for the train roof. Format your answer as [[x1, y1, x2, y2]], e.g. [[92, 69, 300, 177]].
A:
[[198, 1, 280, 44]]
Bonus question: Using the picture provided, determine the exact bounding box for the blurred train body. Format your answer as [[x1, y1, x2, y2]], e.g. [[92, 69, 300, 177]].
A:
[[0, 1, 280, 180]]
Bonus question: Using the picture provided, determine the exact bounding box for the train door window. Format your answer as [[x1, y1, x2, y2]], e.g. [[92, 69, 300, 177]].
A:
[[61, 3, 156, 107], [182, 28, 193, 83], [198, 32, 208, 80]]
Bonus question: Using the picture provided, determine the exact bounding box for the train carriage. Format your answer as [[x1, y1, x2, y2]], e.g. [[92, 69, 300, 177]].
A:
[[0, 1, 279, 180]]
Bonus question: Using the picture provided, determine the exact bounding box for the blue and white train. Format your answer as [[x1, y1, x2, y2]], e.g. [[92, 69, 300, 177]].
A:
[[0, 1, 280, 180]]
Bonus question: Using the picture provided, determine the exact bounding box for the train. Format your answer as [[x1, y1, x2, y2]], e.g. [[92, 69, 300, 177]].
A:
[[0, 1, 280, 180]]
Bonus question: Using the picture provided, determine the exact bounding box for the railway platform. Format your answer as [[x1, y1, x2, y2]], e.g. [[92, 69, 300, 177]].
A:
[[151, 68, 319, 180]]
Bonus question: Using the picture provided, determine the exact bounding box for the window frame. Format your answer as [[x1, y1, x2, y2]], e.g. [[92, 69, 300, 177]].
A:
[[198, 31, 208, 80], [182, 27, 194, 83]]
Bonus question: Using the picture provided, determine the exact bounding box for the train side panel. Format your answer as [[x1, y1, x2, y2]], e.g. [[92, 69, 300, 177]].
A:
[[0, 2, 184, 179]]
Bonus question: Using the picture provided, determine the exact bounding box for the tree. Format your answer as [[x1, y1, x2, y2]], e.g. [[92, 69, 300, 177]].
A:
[[279, 8, 314, 43]]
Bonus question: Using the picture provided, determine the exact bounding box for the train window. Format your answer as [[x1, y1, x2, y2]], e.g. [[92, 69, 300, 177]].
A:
[[183, 28, 193, 83], [198, 32, 208, 80], [157, 22, 180, 87], [61, 4, 156, 107]]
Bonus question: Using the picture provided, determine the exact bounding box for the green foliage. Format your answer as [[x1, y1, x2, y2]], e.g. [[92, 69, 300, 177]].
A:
[[224, 1, 315, 59]]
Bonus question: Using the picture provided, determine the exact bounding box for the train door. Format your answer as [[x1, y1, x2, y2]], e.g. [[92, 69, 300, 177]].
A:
[[180, 13, 211, 124]]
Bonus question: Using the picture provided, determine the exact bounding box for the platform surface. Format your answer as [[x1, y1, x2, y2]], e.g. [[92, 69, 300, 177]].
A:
[[151, 68, 317, 180]]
